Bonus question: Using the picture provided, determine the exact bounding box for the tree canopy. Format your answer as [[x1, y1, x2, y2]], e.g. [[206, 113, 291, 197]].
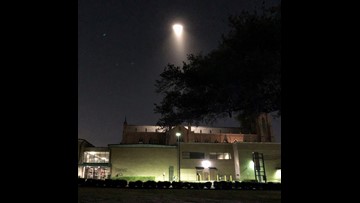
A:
[[154, 6, 281, 132]]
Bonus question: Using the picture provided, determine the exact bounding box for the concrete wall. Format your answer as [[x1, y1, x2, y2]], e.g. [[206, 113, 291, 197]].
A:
[[187, 126, 241, 134], [122, 124, 256, 145], [107, 142, 280, 183], [125, 125, 166, 133], [110, 145, 177, 181], [180, 143, 236, 182], [235, 142, 281, 182]]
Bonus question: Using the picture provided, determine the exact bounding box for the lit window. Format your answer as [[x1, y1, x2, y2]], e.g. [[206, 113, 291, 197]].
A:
[[83, 151, 110, 163], [209, 152, 231, 160], [209, 153, 217, 159], [224, 153, 231, 159]]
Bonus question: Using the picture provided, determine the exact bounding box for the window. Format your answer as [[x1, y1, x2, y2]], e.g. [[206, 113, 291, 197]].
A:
[[224, 153, 231, 159], [209, 153, 217, 159], [83, 151, 110, 163], [182, 152, 205, 159], [182, 152, 190, 159], [209, 152, 232, 160]]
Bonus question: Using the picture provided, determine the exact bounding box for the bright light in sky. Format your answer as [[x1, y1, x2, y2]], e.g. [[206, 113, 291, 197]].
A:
[[172, 24, 183, 37]]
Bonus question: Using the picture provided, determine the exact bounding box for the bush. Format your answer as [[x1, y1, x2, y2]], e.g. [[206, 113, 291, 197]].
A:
[[114, 179, 128, 188], [265, 182, 281, 190], [157, 181, 171, 189], [171, 181, 184, 189], [112, 176, 155, 182], [204, 182, 212, 189], [163, 181, 171, 188], [128, 181, 136, 188], [214, 181, 233, 190], [143, 180, 157, 189], [104, 179, 114, 187], [78, 178, 86, 186], [128, 181, 143, 188], [189, 182, 205, 190], [135, 180, 143, 188]]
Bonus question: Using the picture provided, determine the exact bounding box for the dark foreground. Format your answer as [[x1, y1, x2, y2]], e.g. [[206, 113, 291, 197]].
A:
[[78, 187, 281, 203]]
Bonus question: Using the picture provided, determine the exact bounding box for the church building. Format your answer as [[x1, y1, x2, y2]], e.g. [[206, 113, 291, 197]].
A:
[[78, 113, 281, 183]]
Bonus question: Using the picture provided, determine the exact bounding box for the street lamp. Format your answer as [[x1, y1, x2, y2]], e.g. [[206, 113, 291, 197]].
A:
[[176, 132, 181, 181]]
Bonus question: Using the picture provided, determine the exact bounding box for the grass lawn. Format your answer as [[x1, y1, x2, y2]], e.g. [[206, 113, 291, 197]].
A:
[[78, 187, 281, 203]]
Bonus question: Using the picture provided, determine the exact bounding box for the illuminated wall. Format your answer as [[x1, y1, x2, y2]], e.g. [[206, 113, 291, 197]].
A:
[[79, 139, 281, 183], [235, 142, 281, 182], [109, 144, 178, 181], [122, 124, 257, 145], [180, 143, 236, 182]]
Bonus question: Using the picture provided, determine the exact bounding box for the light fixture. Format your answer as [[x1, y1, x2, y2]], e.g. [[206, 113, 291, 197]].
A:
[[275, 168, 281, 179], [201, 160, 211, 168], [249, 160, 255, 170], [176, 132, 181, 181]]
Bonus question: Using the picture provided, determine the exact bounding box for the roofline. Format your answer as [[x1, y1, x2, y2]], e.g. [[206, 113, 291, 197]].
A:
[[125, 124, 241, 129], [108, 144, 176, 148]]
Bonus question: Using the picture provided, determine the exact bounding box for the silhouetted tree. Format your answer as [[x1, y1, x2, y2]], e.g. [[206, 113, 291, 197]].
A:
[[154, 6, 281, 132]]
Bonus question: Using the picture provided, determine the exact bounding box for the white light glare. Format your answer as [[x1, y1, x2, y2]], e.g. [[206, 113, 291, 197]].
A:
[[249, 160, 254, 170], [275, 169, 281, 179], [173, 24, 183, 37], [201, 160, 211, 168]]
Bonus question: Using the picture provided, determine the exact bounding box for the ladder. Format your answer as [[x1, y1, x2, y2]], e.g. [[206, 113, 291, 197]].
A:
[[252, 152, 267, 183]]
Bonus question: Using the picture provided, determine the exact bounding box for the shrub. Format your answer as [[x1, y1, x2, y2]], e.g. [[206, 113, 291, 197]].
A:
[[171, 181, 184, 189], [128, 181, 143, 188], [204, 182, 212, 189], [143, 180, 157, 189], [112, 176, 155, 182]]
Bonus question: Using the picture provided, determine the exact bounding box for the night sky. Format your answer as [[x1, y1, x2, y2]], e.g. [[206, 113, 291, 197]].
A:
[[78, 0, 281, 147]]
